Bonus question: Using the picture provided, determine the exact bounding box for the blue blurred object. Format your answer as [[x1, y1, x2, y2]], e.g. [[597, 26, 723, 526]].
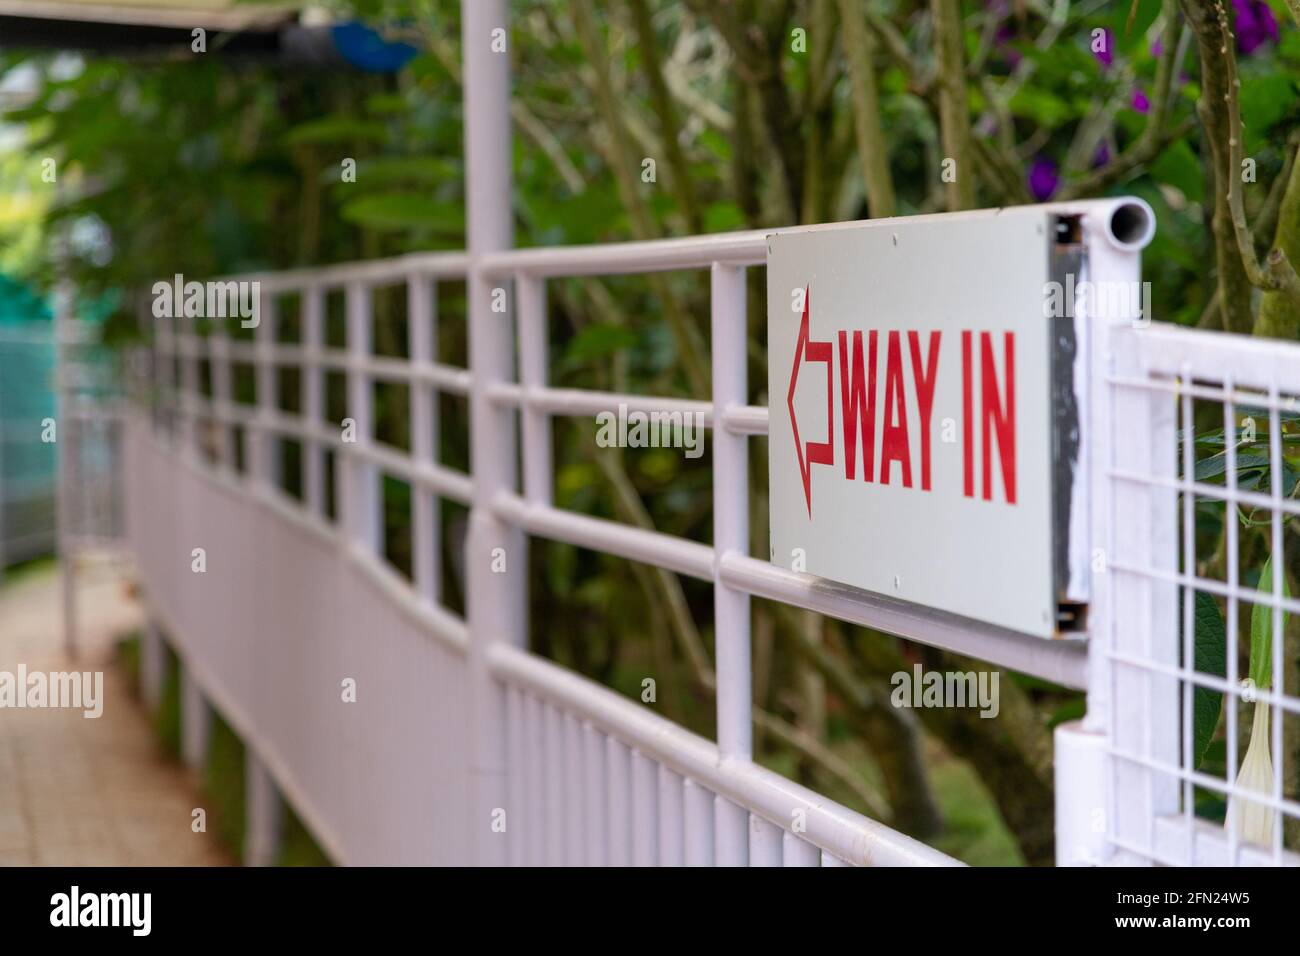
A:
[[330, 21, 418, 73]]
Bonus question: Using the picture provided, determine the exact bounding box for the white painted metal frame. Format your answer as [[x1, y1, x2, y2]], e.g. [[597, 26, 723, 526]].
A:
[[117, 0, 1300, 867], [1085, 323, 1300, 866]]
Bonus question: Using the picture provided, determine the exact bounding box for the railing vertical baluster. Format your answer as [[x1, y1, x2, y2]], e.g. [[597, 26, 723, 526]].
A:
[[682, 778, 714, 866], [250, 292, 278, 492], [462, 0, 524, 867], [711, 262, 751, 865], [302, 285, 325, 516], [344, 281, 378, 552], [518, 274, 552, 505], [711, 263, 751, 760], [408, 274, 440, 600], [177, 305, 198, 455], [210, 309, 234, 470]]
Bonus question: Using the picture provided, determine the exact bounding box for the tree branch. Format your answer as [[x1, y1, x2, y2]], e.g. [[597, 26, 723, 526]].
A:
[[931, 0, 975, 210], [837, 0, 896, 218]]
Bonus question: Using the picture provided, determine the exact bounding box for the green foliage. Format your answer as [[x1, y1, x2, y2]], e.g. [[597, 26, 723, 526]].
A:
[[1248, 554, 1290, 691], [1181, 590, 1225, 771]]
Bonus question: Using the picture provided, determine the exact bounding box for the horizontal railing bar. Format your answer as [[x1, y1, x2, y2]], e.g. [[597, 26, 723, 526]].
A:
[[170, 337, 473, 395], [492, 492, 715, 581], [719, 553, 1089, 689], [481, 229, 769, 278], [212, 250, 470, 292], [479, 201, 1136, 281], [1132, 323, 1300, 396], [175, 394, 474, 503], [488, 383, 710, 420], [487, 384, 768, 435], [1152, 816, 1300, 867], [1109, 467, 1300, 519], [724, 404, 768, 435], [486, 642, 960, 867]]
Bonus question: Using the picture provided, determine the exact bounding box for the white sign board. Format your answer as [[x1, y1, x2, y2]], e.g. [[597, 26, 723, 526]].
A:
[[767, 213, 1065, 638]]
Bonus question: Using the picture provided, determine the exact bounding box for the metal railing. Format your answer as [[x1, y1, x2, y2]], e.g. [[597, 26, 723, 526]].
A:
[[116, 0, 1300, 866]]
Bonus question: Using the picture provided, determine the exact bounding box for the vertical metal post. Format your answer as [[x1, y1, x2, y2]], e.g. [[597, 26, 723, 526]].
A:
[[178, 304, 198, 456], [53, 278, 77, 657], [344, 282, 378, 553], [711, 263, 750, 865], [252, 293, 279, 492], [711, 264, 751, 759], [518, 275, 552, 505], [303, 285, 326, 515], [180, 664, 212, 772], [210, 317, 235, 471], [244, 748, 284, 867], [140, 617, 167, 713], [409, 274, 440, 601], [463, 0, 523, 866]]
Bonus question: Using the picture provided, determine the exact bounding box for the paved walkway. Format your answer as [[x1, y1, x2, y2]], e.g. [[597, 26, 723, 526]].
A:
[[0, 556, 229, 865]]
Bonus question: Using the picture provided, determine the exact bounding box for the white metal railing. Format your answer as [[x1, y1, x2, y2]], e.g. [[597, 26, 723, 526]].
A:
[[115, 0, 1300, 867]]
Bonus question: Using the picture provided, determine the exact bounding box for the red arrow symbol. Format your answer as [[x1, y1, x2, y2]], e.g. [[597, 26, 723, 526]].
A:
[[787, 287, 835, 517]]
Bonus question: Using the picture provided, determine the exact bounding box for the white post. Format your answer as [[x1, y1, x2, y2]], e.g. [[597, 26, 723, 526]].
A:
[[518, 275, 552, 505], [303, 285, 326, 515], [409, 274, 440, 601], [463, 0, 523, 867], [252, 292, 279, 492], [711, 264, 751, 758], [711, 264, 751, 864], [244, 748, 283, 867], [140, 617, 167, 713], [54, 278, 78, 657], [209, 313, 235, 471], [180, 664, 212, 772], [344, 281, 379, 553], [1053, 721, 1107, 865]]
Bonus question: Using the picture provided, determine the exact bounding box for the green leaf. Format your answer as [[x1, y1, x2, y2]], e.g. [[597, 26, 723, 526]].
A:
[[340, 193, 464, 233], [1249, 555, 1289, 690], [1008, 87, 1073, 127], [284, 116, 389, 146], [1238, 72, 1297, 153], [703, 201, 745, 233], [564, 323, 637, 363], [1109, 0, 1162, 52], [1149, 140, 1204, 204], [1192, 450, 1269, 481], [1182, 589, 1225, 771]]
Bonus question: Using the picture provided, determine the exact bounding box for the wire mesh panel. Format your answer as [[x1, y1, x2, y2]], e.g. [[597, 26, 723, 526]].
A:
[[1100, 323, 1300, 866], [0, 322, 57, 569]]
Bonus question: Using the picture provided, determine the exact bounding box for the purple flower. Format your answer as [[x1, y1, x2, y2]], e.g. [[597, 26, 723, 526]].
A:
[[1093, 142, 1112, 168], [994, 23, 1022, 68], [1029, 158, 1059, 201], [1092, 27, 1114, 68], [1150, 38, 1164, 58], [1234, 0, 1279, 55], [1131, 87, 1151, 114]]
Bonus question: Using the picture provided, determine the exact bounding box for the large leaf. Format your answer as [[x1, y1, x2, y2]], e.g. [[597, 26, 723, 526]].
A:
[[1249, 555, 1290, 691], [340, 193, 464, 233], [284, 116, 389, 146], [1181, 589, 1225, 771]]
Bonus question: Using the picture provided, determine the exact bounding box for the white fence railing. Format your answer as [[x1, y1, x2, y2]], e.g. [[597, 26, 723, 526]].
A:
[[114, 0, 1300, 867]]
